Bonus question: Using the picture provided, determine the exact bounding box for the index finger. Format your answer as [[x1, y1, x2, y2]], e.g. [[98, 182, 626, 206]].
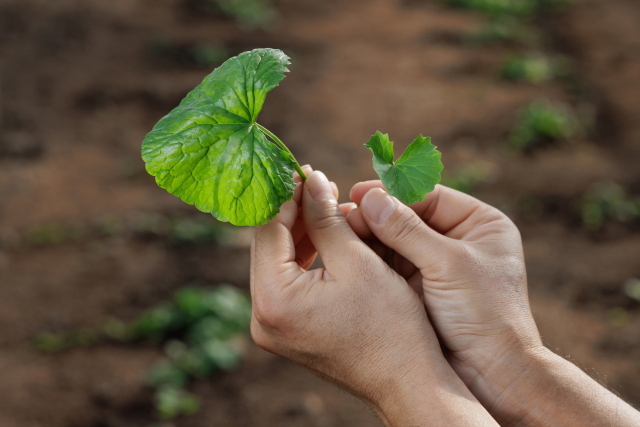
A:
[[252, 190, 304, 295], [349, 181, 499, 240]]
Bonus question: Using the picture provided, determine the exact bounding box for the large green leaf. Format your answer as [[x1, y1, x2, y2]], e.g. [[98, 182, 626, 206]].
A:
[[365, 131, 443, 205], [142, 48, 296, 226]]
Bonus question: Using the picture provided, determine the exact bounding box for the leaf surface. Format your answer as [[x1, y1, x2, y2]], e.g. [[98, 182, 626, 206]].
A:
[[142, 48, 296, 226], [365, 131, 443, 205]]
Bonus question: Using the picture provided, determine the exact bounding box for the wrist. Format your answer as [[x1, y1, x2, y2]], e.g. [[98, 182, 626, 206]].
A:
[[371, 356, 498, 427], [467, 344, 557, 426], [471, 345, 640, 427]]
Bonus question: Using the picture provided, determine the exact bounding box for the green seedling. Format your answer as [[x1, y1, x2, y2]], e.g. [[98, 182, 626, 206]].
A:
[[510, 100, 580, 150], [35, 284, 251, 421], [448, 0, 573, 17], [447, 0, 537, 17], [459, 0, 574, 45], [140, 286, 251, 419], [215, 0, 276, 28], [142, 49, 443, 227], [154, 385, 201, 420], [465, 17, 540, 45], [120, 285, 250, 419], [501, 52, 553, 84], [466, 18, 539, 45], [580, 181, 640, 231], [199, 0, 277, 28]]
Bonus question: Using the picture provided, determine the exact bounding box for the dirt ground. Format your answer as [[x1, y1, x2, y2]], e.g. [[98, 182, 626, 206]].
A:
[[0, 0, 639, 426]]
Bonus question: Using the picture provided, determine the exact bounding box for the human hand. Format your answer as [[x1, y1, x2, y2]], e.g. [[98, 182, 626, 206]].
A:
[[287, 165, 342, 270], [250, 172, 498, 426], [345, 182, 544, 417]]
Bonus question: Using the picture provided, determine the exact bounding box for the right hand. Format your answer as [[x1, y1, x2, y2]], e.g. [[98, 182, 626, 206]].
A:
[[345, 183, 545, 413]]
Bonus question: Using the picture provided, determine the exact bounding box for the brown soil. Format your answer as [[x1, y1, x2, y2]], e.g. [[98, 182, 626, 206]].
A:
[[0, 0, 639, 426]]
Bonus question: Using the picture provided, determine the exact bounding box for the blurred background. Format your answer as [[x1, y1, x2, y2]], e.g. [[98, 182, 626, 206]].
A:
[[1, 0, 639, 426]]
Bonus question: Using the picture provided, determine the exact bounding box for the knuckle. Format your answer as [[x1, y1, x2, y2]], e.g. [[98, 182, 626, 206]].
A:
[[389, 209, 423, 243], [308, 200, 344, 231]]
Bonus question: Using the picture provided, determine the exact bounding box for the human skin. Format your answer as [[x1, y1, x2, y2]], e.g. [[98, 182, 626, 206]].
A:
[[250, 168, 499, 426], [344, 180, 640, 427]]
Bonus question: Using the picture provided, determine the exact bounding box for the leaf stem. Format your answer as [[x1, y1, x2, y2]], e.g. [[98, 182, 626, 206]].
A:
[[256, 123, 307, 180]]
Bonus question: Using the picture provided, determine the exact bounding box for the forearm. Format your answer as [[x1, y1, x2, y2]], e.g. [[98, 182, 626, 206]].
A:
[[472, 347, 640, 427], [373, 364, 499, 427]]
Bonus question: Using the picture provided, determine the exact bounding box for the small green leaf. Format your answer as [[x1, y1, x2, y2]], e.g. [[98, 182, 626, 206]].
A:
[[365, 131, 443, 205], [142, 48, 296, 226]]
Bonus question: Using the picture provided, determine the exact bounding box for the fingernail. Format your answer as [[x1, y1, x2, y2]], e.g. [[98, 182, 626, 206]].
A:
[[362, 189, 396, 224], [308, 171, 334, 201]]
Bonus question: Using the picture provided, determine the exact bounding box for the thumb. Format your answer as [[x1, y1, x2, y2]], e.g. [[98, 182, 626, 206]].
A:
[[359, 188, 455, 272], [302, 171, 366, 273]]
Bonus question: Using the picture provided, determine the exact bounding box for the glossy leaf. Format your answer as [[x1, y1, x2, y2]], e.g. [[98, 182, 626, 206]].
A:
[[365, 131, 443, 205], [141, 48, 296, 226]]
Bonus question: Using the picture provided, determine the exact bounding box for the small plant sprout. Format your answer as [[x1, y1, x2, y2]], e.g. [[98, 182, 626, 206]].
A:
[[501, 52, 553, 84], [142, 49, 443, 226], [447, 0, 537, 17], [510, 100, 580, 150], [447, 0, 573, 17], [466, 17, 540, 45], [215, 0, 277, 28], [580, 181, 640, 231], [116, 285, 251, 420]]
